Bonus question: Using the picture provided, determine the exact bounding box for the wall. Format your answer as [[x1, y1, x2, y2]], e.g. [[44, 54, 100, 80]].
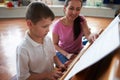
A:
[[0, 5, 116, 18]]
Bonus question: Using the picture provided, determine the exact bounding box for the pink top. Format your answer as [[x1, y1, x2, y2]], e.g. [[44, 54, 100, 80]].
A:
[[53, 16, 86, 53]]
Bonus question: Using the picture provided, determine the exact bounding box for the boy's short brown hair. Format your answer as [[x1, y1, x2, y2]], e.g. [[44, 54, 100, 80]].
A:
[[26, 2, 55, 24]]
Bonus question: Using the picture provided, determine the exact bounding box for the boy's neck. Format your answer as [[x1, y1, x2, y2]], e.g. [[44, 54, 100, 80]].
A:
[[28, 32, 44, 44]]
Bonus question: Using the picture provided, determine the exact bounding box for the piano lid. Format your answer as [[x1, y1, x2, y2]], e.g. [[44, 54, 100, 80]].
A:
[[65, 15, 120, 80]]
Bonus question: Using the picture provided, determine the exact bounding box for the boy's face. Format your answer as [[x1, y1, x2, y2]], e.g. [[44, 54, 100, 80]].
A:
[[27, 17, 52, 39]]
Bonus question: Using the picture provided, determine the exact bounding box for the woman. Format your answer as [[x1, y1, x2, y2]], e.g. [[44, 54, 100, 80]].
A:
[[52, 0, 98, 65]]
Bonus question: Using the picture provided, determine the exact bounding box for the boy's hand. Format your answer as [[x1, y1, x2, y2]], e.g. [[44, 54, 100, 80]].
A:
[[64, 60, 72, 68], [58, 64, 67, 72], [47, 69, 63, 80], [65, 54, 77, 67]]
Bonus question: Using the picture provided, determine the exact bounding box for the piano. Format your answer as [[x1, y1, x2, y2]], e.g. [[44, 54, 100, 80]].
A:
[[60, 14, 120, 80]]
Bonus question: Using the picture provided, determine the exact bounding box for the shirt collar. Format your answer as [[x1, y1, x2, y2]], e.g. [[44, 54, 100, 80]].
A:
[[25, 31, 41, 47]]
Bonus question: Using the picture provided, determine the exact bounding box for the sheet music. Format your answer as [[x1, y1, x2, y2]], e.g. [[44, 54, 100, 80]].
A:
[[65, 15, 120, 80]]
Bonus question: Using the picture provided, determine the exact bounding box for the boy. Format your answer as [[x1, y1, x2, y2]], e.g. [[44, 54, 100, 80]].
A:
[[16, 2, 65, 80]]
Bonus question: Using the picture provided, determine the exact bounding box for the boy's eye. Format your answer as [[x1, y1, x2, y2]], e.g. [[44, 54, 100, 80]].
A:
[[42, 25, 49, 28], [42, 26, 47, 28]]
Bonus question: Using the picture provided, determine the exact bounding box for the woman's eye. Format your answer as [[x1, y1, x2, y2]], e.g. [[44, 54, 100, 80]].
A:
[[76, 8, 80, 11], [69, 7, 80, 11]]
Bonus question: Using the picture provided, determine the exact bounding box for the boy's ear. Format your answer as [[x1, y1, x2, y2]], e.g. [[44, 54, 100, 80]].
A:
[[26, 20, 33, 28]]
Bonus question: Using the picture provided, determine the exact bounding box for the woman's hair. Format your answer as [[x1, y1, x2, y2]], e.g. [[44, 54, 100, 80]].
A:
[[26, 2, 55, 24], [64, 0, 83, 40], [64, 0, 82, 7], [74, 16, 84, 40]]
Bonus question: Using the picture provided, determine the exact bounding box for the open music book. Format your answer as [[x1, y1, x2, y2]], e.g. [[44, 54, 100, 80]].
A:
[[64, 15, 120, 80]]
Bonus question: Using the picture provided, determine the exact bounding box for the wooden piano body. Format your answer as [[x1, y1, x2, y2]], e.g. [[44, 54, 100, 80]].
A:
[[72, 48, 120, 80], [60, 14, 120, 80]]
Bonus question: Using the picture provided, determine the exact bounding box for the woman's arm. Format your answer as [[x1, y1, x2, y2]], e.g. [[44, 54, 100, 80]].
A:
[[81, 21, 98, 43], [52, 33, 73, 59], [54, 56, 67, 72]]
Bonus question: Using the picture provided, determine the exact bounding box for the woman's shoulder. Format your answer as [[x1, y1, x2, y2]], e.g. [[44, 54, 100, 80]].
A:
[[79, 15, 85, 18], [54, 17, 63, 24], [79, 15, 86, 21], [53, 17, 64, 28]]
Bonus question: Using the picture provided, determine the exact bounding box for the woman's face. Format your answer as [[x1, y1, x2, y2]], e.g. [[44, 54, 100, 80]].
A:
[[64, 0, 82, 21]]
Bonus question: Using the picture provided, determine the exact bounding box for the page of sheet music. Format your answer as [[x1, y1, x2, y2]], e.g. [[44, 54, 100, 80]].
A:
[[65, 15, 120, 80]]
